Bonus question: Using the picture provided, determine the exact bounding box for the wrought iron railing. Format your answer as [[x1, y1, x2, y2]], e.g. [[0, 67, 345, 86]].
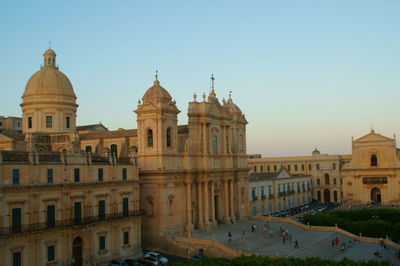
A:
[[0, 209, 145, 237]]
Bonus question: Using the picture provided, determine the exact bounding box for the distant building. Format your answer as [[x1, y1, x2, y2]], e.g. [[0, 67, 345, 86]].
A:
[[248, 130, 400, 206], [249, 167, 311, 216]]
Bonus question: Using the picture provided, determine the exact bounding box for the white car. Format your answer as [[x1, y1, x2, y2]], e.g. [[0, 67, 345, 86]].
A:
[[145, 252, 168, 265]]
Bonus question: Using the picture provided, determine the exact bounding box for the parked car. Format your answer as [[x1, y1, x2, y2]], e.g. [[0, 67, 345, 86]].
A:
[[145, 251, 168, 264], [108, 259, 130, 266], [137, 256, 159, 266], [191, 254, 205, 260]]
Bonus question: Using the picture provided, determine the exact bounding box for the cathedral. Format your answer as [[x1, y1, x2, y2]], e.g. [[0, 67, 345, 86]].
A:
[[0, 49, 249, 266]]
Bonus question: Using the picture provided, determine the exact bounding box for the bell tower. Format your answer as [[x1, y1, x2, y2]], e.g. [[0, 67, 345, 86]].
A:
[[134, 73, 180, 170]]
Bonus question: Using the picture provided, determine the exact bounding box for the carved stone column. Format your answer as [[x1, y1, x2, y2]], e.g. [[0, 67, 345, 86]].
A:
[[224, 179, 229, 223], [197, 181, 203, 228], [229, 179, 235, 222], [210, 181, 216, 225], [185, 178, 193, 235], [203, 179, 209, 229]]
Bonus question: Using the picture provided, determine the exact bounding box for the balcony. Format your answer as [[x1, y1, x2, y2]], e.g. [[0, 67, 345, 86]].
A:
[[268, 194, 274, 199], [261, 195, 267, 200], [252, 196, 258, 201], [278, 191, 286, 197], [0, 209, 145, 237], [287, 190, 295, 195]]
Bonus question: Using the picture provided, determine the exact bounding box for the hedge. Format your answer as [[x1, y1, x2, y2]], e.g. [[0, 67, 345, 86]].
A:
[[169, 255, 391, 266], [302, 208, 400, 242]]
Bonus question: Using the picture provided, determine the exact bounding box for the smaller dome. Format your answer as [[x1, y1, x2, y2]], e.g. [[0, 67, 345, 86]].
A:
[[226, 94, 242, 117], [142, 74, 172, 104], [43, 49, 56, 56], [312, 148, 320, 156]]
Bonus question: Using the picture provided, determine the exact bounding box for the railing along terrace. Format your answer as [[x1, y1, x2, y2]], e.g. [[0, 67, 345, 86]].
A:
[[0, 209, 145, 237]]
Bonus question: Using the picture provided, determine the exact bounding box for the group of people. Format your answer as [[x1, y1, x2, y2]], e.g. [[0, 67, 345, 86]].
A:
[[331, 237, 347, 252]]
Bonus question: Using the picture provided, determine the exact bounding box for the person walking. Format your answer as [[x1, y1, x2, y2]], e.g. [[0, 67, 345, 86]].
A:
[[335, 237, 339, 245], [228, 231, 232, 242], [264, 223, 267, 232], [331, 240, 335, 247], [269, 229, 274, 239], [294, 240, 299, 248], [241, 225, 245, 236]]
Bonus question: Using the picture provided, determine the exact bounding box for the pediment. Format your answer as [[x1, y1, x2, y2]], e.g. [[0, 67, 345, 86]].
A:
[[353, 131, 393, 144], [206, 101, 231, 119], [277, 167, 291, 179]]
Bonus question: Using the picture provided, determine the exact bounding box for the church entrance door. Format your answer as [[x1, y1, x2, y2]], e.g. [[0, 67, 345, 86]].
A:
[[214, 195, 219, 221], [323, 189, 330, 203], [371, 187, 381, 204], [72, 237, 83, 266]]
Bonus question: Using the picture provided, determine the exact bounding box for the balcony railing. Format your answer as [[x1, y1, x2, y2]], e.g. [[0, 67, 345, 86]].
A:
[[278, 191, 286, 197], [0, 209, 145, 237], [287, 190, 295, 195], [252, 196, 258, 201], [261, 195, 266, 200], [268, 194, 274, 199]]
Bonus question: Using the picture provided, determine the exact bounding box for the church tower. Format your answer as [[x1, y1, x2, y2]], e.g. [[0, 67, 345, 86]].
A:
[[134, 73, 180, 170]]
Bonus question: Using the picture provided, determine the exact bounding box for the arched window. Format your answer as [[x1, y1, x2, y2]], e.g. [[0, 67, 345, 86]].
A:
[[111, 144, 117, 157], [85, 146, 92, 153], [48, 58, 51, 65], [371, 154, 377, 166], [212, 135, 217, 154], [147, 129, 153, 147], [325, 173, 330, 185], [166, 128, 171, 147]]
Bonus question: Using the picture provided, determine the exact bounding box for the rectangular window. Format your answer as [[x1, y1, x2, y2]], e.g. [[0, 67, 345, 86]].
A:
[[122, 168, 127, 180], [333, 178, 337, 185], [74, 202, 81, 224], [28, 117, 32, 129], [340, 178, 343, 185], [47, 168, 53, 184], [13, 252, 21, 266], [253, 166, 257, 172], [12, 208, 21, 233], [295, 164, 298, 171], [98, 168, 103, 182], [47, 245, 55, 262], [74, 168, 80, 182], [12, 169, 19, 185], [302, 164, 305, 171], [123, 197, 129, 216], [47, 205, 55, 228], [308, 164, 312, 170], [274, 165, 277, 171], [260, 165, 263, 172], [99, 236, 105, 250], [287, 165, 291, 171], [98, 200, 105, 220], [46, 116, 52, 128], [333, 163, 336, 169], [212, 135, 217, 155], [267, 165, 270, 172], [268, 186, 272, 195], [316, 164, 320, 170], [124, 231, 129, 245], [66, 116, 70, 129], [317, 178, 320, 185]]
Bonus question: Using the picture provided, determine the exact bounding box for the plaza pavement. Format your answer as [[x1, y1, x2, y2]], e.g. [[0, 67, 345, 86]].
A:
[[193, 219, 400, 265]]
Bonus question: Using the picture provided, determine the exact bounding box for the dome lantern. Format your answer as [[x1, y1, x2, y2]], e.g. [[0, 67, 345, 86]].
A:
[[43, 49, 57, 68]]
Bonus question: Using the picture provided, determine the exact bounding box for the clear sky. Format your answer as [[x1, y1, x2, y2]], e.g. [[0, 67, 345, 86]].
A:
[[1, 1, 399, 157]]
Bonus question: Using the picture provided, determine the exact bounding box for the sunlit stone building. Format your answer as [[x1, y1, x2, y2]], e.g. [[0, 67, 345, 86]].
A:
[[0, 49, 249, 265]]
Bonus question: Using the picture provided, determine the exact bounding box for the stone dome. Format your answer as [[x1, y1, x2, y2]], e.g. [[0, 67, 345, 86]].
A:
[[312, 148, 320, 156], [22, 49, 76, 102], [226, 94, 242, 117], [142, 74, 172, 104]]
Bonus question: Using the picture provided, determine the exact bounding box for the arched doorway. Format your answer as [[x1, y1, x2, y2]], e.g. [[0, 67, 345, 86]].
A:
[[317, 191, 321, 202], [72, 237, 83, 266], [371, 187, 381, 204], [323, 189, 330, 203]]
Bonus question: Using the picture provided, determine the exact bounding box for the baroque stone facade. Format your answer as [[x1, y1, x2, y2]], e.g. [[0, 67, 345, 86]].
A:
[[0, 49, 249, 265], [248, 130, 400, 206]]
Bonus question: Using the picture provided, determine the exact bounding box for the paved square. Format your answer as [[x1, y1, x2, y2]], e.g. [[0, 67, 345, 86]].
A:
[[193, 220, 400, 265]]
